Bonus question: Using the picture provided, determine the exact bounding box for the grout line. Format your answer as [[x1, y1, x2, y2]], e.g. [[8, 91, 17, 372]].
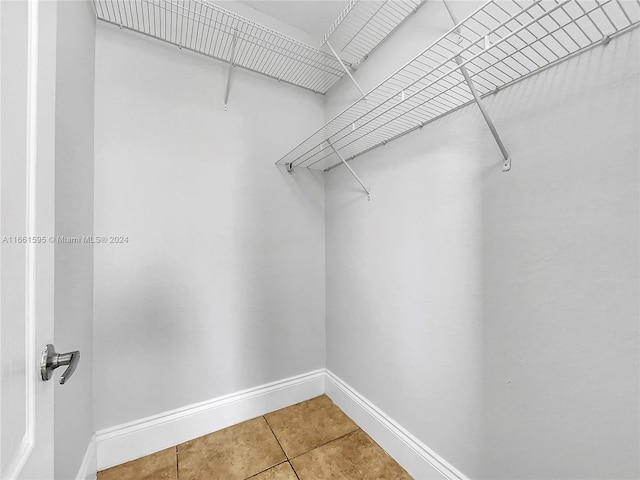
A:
[[288, 460, 302, 480], [263, 415, 290, 459], [287, 427, 362, 462], [263, 395, 361, 461], [244, 460, 290, 479], [175, 446, 179, 480]]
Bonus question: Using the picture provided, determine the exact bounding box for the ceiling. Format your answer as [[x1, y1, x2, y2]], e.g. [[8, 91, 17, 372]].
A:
[[237, 1, 349, 41]]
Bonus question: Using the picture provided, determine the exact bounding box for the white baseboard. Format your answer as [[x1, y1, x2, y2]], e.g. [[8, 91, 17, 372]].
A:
[[95, 369, 325, 471], [95, 368, 465, 480], [324, 370, 469, 480], [76, 434, 96, 480]]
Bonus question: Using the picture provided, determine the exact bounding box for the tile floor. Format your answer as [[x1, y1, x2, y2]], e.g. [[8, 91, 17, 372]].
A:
[[97, 395, 412, 480]]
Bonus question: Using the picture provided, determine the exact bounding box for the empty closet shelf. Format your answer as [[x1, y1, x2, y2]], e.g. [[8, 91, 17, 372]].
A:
[[322, 0, 426, 66], [277, 0, 640, 171], [93, 0, 349, 94]]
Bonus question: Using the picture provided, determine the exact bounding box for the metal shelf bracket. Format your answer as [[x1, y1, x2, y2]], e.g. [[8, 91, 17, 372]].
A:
[[326, 40, 365, 97], [329, 143, 371, 200], [443, 0, 511, 172], [224, 32, 238, 111]]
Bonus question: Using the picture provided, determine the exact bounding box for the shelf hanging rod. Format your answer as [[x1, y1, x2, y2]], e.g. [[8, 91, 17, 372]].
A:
[[329, 143, 371, 200], [443, 0, 511, 171], [326, 40, 365, 97], [224, 31, 238, 111]]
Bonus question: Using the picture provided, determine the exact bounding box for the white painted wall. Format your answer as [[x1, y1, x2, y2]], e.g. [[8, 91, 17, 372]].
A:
[[478, 29, 639, 479], [53, 1, 96, 479], [93, 22, 326, 431], [219, 0, 318, 46], [325, 1, 639, 478], [90, 2, 638, 477]]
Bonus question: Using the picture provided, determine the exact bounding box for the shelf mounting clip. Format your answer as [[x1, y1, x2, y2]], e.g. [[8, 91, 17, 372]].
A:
[[443, 0, 511, 172], [224, 31, 238, 111], [329, 143, 371, 200]]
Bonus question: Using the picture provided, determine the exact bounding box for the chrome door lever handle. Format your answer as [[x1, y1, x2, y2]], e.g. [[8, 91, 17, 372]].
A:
[[40, 344, 80, 384]]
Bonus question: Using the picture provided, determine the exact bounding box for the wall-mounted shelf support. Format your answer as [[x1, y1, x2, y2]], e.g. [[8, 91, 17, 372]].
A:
[[326, 40, 365, 97], [443, 0, 511, 171], [224, 32, 238, 111], [329, 143, 371, 200]]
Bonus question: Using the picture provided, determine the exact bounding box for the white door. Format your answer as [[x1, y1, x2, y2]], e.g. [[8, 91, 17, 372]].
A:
[[1, 1, 57, 479]]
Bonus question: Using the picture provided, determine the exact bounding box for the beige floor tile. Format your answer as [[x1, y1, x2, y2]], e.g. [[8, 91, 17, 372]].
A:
[[249, 462, 299, 480], [265, 395, 358, 458], [290, 429, 413, 480], [97, 447, 177, 480], [177, 416, 286, 480]]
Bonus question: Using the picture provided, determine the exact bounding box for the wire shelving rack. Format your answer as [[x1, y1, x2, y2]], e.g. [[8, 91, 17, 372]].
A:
[[321, 0, 426, 65], [277, 0, 640, 172], [93, 0, 348, 94]]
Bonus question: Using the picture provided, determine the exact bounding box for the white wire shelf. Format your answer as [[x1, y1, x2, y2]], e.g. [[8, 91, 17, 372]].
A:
[[321, 0, 426, 65], [93, 0, 348, 94], [278, 0, 640, 171]]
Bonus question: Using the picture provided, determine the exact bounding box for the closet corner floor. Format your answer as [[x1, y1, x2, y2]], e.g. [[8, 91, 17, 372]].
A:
[[96, 394, 412, 480]]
